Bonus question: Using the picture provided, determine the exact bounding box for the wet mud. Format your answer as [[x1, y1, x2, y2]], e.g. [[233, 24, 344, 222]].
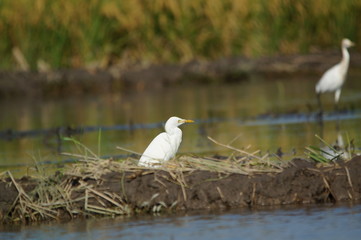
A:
[[1, 156, 361, 223], [1, 52, 361, 98]]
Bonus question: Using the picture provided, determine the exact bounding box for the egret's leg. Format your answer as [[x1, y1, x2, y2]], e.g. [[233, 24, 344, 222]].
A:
[[317, 93, 322, 110], [316, 93, 323, 123], [334, 89, 341, 111]]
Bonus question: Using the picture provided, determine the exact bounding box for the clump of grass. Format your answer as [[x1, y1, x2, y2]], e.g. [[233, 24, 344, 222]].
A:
[[0, 171, 58, 222], [305, 134, 354, 163], [1, 165, 132, 223], [0, 135, 132, 223]]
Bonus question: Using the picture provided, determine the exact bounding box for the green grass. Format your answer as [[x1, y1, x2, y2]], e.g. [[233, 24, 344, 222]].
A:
[[305, 134, 354, 163], [1, 0, 360, 70]]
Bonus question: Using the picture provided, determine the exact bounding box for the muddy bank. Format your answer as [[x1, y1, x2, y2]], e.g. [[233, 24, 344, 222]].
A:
[[1, 156, 361, 223], [1, 52, 361, 98]]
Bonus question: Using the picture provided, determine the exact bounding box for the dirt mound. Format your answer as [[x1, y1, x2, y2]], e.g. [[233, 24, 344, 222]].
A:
[[117, 157, 361, 209], [1, 156, 361, 223]]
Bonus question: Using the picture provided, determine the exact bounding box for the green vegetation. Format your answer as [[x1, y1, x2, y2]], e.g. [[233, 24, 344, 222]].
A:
[[1, 0, 360, 70], [305, 134, 354, 163]]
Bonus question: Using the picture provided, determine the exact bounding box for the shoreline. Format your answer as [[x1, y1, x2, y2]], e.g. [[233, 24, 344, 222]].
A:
[[1, 52, 361, 98]]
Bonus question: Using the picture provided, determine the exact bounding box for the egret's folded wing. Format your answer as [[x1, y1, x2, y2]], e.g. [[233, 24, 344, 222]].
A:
[[139, 133, 170, 164]]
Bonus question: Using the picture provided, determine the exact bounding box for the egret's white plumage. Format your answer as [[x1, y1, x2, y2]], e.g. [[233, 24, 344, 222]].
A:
[[316, 38, 355, 104], [138, 116, 194, 168]]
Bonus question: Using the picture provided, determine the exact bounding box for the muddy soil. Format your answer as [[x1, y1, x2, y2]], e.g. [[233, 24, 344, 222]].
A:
[[1, 52, 361, 98], [1, 156, 361, 223], [111, 157, 361, 209]]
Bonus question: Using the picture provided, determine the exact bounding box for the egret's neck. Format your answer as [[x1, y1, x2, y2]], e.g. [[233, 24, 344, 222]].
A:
[[340, 46, 350, 75], [165, 125, 179, 135]]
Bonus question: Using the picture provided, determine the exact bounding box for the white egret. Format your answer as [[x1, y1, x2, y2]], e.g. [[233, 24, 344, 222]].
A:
[[138, 116, 194, 168], [316, 38, 355, 109]]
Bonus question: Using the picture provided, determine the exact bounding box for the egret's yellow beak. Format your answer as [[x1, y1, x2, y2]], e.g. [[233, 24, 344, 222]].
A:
[[351, 41, 356, 47], [179, 119, 194, 123]]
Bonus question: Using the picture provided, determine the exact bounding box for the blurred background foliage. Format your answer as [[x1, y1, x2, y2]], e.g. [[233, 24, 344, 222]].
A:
[[0, 0, 360, 70]]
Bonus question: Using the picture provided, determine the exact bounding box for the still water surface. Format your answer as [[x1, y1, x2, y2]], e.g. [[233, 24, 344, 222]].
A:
[[0, 73, 361, 174], [2, 204, 361, 240], [1, 73, 361, 239]]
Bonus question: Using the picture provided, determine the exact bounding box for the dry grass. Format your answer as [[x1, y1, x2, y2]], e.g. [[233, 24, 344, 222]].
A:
[[1, 157, 132, 223], [62, 134, 287, 178], [1, 171, 57, 222]]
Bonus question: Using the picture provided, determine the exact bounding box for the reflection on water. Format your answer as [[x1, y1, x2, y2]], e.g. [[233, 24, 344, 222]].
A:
[[2, 204, 361, 240], [0, 74, 361, 174]]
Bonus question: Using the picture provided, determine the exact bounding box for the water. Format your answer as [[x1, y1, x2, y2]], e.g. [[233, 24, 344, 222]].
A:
[[1, 73, 361, 175], [2, 204, 361, 240], [1, 73, 361, 238]]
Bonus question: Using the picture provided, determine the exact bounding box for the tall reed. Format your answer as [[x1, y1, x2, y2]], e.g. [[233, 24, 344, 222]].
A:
[[0, 0, 360, 70]]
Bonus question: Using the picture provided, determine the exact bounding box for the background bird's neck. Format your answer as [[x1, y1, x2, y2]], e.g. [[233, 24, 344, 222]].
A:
[[340, 46, 350, 74]]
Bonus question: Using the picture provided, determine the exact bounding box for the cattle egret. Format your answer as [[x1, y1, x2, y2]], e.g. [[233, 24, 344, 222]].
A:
[[138, 116, 194, 168], [316, 38, 355, 109]]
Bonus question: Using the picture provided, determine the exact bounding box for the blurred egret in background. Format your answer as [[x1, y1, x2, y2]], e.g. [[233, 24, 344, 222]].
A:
[[138, 116, 194, 168], [316, 38, 355, 110]]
